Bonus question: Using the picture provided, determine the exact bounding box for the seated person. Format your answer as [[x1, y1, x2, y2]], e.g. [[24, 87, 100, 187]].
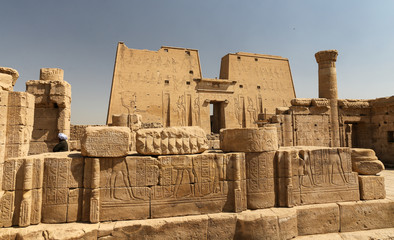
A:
[[53, 133, 68, 152]]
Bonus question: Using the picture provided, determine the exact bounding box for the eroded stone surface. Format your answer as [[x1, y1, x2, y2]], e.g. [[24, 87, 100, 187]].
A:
[[351, 148, 385, 175], [359, 175, 386, 200], [136, 126, 208, 155], [0, 67, 19, 91], [220, 127, 278, 152], [81, 126, 130, 157]]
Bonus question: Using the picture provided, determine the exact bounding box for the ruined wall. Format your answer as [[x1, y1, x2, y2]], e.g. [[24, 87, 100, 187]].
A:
[[370, 97, 394, 165], [26, 68, 71, 155], [0, 67, 35, 192], [219, 52, 296, 117]]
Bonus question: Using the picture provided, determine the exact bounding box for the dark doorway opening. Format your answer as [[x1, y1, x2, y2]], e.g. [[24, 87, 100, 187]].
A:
[[210, 102, 225, 133]]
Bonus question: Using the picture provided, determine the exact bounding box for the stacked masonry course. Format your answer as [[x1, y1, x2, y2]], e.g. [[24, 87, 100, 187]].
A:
[[0, 47, 394, 239]]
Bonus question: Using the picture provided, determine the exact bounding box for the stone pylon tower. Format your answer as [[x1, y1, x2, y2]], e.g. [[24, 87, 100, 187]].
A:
[[315, 50, 340, 147]]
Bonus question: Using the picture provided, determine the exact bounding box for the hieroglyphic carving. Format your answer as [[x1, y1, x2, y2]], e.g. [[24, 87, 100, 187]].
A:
[[136, 127, 208, 155], [81, 126, 130, 157], [30, 189, 42, 225], [90, 158, 100, 223], [0, 191, 14, 227], [120, 91, 137, 115], [233, 98, 242, 127], [277, 147, 359, 206], [245, 151, 275, 209], [193, 97, 200, 126], [247, 97, 257, 124], [220, 127, 278, 153], [176, 95, 186, 126]]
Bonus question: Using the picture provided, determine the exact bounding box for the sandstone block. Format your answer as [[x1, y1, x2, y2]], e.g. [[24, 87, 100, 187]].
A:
[[353, 160, 385, 175], [81, 126, 130, 157], [220, 127, 278, 153], [359, 175, 386, 200], [6, 125, 33, 144], [49, 80, 71, 96], [6, 107, 34, 126], [339, 199, 394, 232], [0, 67, 18, 91], [271, 208, 298, 240], [296, 203, 339, 235], [40, 68, 64, 81], [276, 147, 360, 207], [50, 95, 71, 108], [291, 98, 312, 106], [207, 213, 237, 240], [7, 91, 35, 108], [245, 151, 276, 209], [112, 215, 208, 240], [235, 209, 280, 240], [5, 143, 29, 159], [136, 126, 208, 155]]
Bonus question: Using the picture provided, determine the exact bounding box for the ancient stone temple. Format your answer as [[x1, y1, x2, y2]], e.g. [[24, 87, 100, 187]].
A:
[[107, 42, 296, 134], [0, 46, 393, 239]]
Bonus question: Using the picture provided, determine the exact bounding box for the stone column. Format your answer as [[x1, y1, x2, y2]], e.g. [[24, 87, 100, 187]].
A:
[[315, 50, 340, 147]]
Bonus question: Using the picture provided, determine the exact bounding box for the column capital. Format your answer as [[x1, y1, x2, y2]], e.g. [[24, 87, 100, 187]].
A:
[[315, 50, 338, 63]]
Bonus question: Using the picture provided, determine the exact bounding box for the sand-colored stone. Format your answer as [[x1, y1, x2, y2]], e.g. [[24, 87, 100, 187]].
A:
[[276, 147, 359, 207], [270, 208, 298, 240], [107, 43, 295, 134], [207, 213, 237, 240], [359, 175, 386, 200], [296, 203, 339, 236], [234, 209, 280, 240], [81, 126, 130, 157], [136, 126, 208, 155], [40, 68, 64, 81], [339, 199, 394, 232], [220, 127, 278, 152], [0, 67, 18, 91], [26, 69, 71, 155], [245, 151, 276, 209], [351, 148, 385, 175]]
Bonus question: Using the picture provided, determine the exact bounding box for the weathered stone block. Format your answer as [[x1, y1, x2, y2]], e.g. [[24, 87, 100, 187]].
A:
[[220, 127, 278, 153], [291, 98, 312, 106], [296, 203, 339, 235], [112, 215, 208, 240], [353, 160, 385, 175], [5, 125, 33, 144], [245, 151, 276, 209], [136, 126, 208, 155], [276, 147, 359, 207], [6, 107, 34, 126], [235, 209, 280, 240], [207, 213, 237, 240], [0, 67, 18, 91], [0, 191, 14, 227], [339, 199, 394, 232], [271, 208, 298, 240], [81, 126, 130, 157], [5, 143, 29, 159], [49, 80, 71, 96], [40, 68, 64, 81], [359, 175, 386, 200], [7, 91, 35, 108]]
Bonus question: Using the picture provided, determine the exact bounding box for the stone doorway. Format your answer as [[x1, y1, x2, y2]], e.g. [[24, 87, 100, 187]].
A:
[[210, 101, 226, 134]]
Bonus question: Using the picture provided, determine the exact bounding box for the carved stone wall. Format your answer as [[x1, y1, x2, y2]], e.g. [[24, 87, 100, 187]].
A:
[[276, 147, 359, 207], [26, 68, 71, 155], [107, 43, 296, 133]]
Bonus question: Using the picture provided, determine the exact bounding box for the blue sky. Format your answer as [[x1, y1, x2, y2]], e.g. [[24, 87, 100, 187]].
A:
[[1, 1, 393, 124]]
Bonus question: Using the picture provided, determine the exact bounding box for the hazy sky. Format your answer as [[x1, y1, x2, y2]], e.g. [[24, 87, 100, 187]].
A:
[[1, 1, 393, 125]]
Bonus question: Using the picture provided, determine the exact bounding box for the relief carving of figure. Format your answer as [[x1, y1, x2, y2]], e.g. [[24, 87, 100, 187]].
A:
[[234, 98, 242, 127], [176, 95, 186, 126], [193, 97, 200, 126], [247, 97, 257, 124], [120, 91, 137, 114]]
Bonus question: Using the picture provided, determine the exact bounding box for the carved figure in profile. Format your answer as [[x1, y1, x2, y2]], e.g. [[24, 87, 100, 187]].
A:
[[193, 97, 200, 126], [176, 95, 186, 126], [297, 150, 318, 187], [234, 98, 242, 127], [120, 91, 137, 114], [247, 97, 257, 124]]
